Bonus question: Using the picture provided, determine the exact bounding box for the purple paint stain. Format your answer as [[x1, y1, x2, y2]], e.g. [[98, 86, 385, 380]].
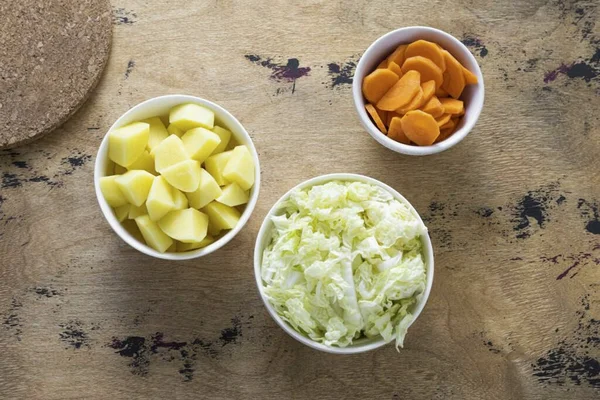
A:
[[461, 35, 488, 57], [245, 55, 310, 94], [544, 60, 599, 83]]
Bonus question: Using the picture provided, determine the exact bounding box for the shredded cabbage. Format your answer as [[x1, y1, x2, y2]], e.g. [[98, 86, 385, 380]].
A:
[[261, 180, 427, 349]]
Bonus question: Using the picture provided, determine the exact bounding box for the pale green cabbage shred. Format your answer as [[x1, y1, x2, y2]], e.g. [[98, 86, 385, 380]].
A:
[[261, 181, 427, 349]]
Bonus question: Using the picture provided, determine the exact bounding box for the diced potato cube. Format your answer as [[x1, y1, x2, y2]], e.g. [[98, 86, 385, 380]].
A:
[[211, 126, 232, 155], [160, 160, 201, 192], [172, 188, 189, 210], [100, 175, 129, 207], [126, 150, 156, 175], [142, 117, 169, 151], [135, 215, 173, 253], [146, 176, 174, 221], [225, 134, 240, 151], [223, 145, 255, 190], [181, 127, 221, 163], [169, 103, 214, 131], [177, 235, 214, 252], [128, 203, 147, 219], [202, 201, 241, 231], [109, 122, 150, 167], [152, 135, 189, 173], [216, 182, 249, 207], [114, 204, 130, 222], [158, 208, 209, 243], [186, 168, 222, 209], [159, 114, 170, 127], [114, 170, 155, 207], [167, 124, 184, 137], [204, 150, 232, 186], [166, 241, 177, 252], [114, 164, 127, 174], [208, 223, 222, 237]]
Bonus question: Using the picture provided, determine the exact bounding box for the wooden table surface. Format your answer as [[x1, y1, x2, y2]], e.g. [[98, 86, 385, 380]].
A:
[[1, 1, 599, 399]]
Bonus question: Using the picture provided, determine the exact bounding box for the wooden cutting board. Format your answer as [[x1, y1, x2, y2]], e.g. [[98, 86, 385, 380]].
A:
[[0, 0, 112, 149]]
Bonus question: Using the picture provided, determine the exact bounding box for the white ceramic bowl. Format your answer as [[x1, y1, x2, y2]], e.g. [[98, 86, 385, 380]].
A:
[[353, 26, 485, 156], [94, 95, 261, 260], [254, 173, 434, 354]]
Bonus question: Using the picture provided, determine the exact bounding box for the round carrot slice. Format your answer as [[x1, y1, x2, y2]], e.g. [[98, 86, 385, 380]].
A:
[[401, 56, 443, 88], [420, 96, 444, 118], [396, 87, 424, 114], [439, 98, 464, 115], [420, 80, 436, 104], [365, 103, 387, 134], [376, 70, 421, 111], [362, 68, 399, 104], [387, 44, 408, 66], [441, 50, 466, 99], [401, 110, 440, 146], [435, 113, 451, 127], [405, 40, 446, 71], [462, 66, 478, 85], [388, 116, 410, 144], [387, 61, 403, 78]]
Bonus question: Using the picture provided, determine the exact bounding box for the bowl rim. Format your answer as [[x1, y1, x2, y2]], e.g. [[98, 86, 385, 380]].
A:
[[94, 94, 261, 260], [352, 26, 485, 156], [253, 173, 434, 354]]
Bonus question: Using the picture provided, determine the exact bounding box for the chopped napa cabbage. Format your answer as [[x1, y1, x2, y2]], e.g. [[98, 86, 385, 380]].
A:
[[261, 180, 428, 349]]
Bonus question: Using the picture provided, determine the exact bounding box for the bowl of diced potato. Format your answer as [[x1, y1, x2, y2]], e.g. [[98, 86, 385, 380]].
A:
[[94, 95, 260, 260]]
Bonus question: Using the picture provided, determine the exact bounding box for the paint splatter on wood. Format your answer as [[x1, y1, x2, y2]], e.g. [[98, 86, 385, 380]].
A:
[[112, 8, 137, 25], [244, 55, 311, 94], [532, 295, 600, 388], [325, 57, 358, 88], [577, 199, 600, 235], [461, 35, 488, 58], [124, 60, 135, 79], [59, 320, 91, 350], [510, 184, 565, 239]]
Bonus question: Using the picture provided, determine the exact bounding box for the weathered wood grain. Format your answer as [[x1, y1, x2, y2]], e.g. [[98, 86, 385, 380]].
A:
[[0, 0, 599, 399]]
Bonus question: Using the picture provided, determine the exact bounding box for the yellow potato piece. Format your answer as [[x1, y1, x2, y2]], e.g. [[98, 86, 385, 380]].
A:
[[160, 160, 201, 193], [135, 215, 173, 253], [202, 201, 241, 231], [146, 176, 174, 221], [158, 208, 209, 243], [152, 135, 189, 173], [114, 204, 130, 222], [186, 169, 223, 209], [217, 182, 249, 207], [181, 127, 221, 163], [109, 122, 150, 168], [177, 235, 214, 252], [126, 150, 156, 175], [169, 103, 214, 131], [172, 188, 189, 210], [99, 175, 128, 207], [142, 117, 169, 151], [127, 203, 147, 220], [222, 145, 255, 191], [114, 164, 127, 175], [167, 124, 184, 137], [211, 126, 232, 155], [205, 150, 232, 186], [114, 170, 155, 207], [122, 219, 145, 243]]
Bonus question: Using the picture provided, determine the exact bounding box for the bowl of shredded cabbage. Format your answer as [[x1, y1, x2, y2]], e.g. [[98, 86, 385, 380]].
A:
[[254, 174, 434, 354]]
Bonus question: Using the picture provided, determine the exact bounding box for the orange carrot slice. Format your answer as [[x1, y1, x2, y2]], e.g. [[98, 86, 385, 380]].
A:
[[376, 70, 421, 111], [387, 61, 403, 78], [401, 110, 440, 146], [421, 80, 436, 104], [401, 56, 443, 88], [396, 86, 424, 114], [439, 98, 464, 114], [441, 50, 466, 99], [420, 96, 444, 118], [435, 113, 451, 127], [362, 69, 400, 104], [439, 117, 456, 131], [463, 66, 478, 85], [387, 44, 408, 66], [435, 86, 449, 97], [365, 104, 387, 134], [405, 40, 446, 71], [436, 127, 454, 143], [388, 116, 410, 144], [386, 111, 401, 127], [377, 59, 389, 69]]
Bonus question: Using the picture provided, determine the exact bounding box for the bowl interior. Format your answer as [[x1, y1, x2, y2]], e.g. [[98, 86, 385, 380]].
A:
[[254, 173, 434, 354], [95, 95, 260, 260], [353, 26, 484, 156]]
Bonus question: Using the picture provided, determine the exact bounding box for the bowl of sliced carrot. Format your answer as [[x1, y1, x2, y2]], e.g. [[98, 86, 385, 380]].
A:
[[353, 26, 484, 156]]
